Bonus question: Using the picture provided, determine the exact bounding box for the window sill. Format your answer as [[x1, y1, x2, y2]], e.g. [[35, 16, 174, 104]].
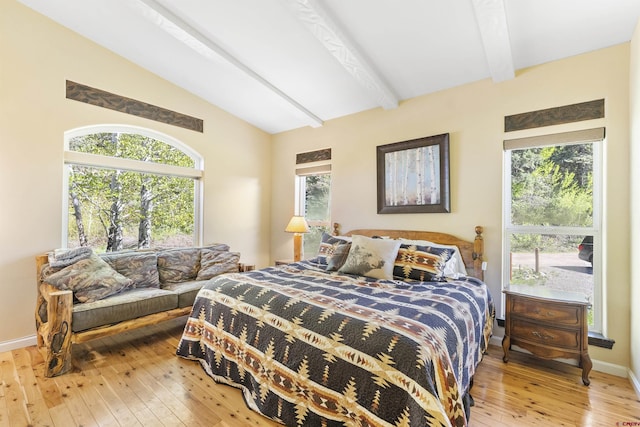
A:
[[496, 319, 615, 349], [588, 332, 615, 349]]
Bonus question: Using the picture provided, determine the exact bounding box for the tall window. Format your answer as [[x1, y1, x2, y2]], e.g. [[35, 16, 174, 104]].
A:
[[64, 125, 202, 252], [295, 165, 331, 258], [503, 128, 603, 332]]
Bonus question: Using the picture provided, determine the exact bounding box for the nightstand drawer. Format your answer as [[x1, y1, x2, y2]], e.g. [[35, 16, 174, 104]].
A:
[[510, 298, 581, 326], [511, 318, 581, 349]]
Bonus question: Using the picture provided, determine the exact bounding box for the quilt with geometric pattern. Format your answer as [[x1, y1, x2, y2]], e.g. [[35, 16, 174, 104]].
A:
[[176, 260, 494, 427]]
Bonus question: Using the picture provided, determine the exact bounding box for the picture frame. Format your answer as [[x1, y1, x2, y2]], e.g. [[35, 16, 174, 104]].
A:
[[377, 133, 450, 214]]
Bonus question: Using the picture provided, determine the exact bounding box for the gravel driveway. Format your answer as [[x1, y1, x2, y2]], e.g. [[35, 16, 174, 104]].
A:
[[509, 252, 593, 299]]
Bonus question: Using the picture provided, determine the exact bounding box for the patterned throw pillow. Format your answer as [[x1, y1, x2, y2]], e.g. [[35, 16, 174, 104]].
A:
[[47, 247, 93, 268], [157, 248, 201, 283], [196, 249, 240, 280], [326, 242, 352, 271], [393, 243, 454, 282], [399, 238, 467, 278], [338, 235, 401, 280], [316, 232, 351, 265], [100, 251, 160, 288], [202, 243, 230, 252], [44, 254, 133, 303]]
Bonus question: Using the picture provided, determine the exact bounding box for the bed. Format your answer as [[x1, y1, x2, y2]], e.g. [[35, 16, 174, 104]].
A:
[[176, 225, 494, 426]]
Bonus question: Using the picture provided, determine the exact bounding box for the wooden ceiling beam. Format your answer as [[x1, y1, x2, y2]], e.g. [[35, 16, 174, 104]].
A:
[[130, 0, 324, 128], [284, 0, 399, 110], [471, 0, 515, 82]]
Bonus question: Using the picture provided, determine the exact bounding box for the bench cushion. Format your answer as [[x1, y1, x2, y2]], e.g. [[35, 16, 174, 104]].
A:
[[72, 288, 178, 332], [161, 280, 207, 308]]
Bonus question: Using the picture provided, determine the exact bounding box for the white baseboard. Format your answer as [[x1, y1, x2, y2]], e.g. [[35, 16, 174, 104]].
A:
[[592, 358, 629, 378], [0, 335, 37, 353], [489, 334, 629, 378], [489, 335, 503, 347], [629, 368, 640, 399]]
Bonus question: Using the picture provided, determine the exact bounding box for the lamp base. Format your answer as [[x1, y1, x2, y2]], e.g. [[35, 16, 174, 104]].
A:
[[293, 233, 302, 262]]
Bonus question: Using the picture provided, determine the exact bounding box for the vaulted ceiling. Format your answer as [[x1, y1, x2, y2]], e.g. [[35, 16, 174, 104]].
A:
[[18, 0, 640, 134]]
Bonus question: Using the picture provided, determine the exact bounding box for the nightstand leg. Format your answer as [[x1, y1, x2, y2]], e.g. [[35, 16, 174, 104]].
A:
[[501, 335, 510, 362], [581, 353, 592, 386]]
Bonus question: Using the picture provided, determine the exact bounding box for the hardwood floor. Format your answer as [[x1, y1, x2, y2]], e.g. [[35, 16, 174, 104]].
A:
[[473, 345, 640, 426], [1, 317, 638, 426]]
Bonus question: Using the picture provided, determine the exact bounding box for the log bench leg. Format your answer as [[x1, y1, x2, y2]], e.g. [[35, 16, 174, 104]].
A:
[[43, 290, 73, 377], [35, 292, 47, 349]]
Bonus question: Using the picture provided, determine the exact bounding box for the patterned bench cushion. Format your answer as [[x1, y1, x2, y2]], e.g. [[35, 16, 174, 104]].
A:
[[161, 280, 208, 308], [72, 288, 177, 332]]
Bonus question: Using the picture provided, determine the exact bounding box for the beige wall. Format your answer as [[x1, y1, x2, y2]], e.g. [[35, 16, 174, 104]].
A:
[[630, 19, 640, 391], [0, 1, 272, 346], [1, 0, 636, 377], [272, 44, 631, 370]]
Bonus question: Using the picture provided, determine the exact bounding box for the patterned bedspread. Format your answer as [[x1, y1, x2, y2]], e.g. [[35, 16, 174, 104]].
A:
[[176, 261, 494, 427]]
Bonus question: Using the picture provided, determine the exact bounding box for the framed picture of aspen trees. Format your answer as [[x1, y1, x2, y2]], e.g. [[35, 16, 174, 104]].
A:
[[376, 133, 450, 214]]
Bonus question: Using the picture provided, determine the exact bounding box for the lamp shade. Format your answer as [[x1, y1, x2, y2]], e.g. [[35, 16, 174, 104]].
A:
[[285, 215, 310, 233]]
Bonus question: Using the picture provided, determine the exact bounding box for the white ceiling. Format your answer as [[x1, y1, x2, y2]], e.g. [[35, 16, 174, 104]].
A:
[[18, 0, 640, 134]]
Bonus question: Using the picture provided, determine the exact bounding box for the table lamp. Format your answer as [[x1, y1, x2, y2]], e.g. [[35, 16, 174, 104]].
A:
[[285, 215, 309, 262]]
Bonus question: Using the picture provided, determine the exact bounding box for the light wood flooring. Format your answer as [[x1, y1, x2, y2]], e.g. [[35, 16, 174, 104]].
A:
[[1, 317, 638, 426]]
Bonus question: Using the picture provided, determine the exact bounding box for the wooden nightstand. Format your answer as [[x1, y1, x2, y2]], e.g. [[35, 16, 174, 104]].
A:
[[275, 259, 294, 266], [238, 263, 255, 272], [502, 287, 592, 385]]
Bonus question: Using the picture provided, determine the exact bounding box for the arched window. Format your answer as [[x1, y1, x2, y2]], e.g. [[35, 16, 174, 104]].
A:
[[63, 125, 203, 252]]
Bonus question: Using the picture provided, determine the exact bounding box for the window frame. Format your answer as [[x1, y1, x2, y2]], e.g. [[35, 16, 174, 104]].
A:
[[502, 128, 604, 333], [63, 124, 204, 248], [295, 163, 332, 258], [295, 164, 332, 219]]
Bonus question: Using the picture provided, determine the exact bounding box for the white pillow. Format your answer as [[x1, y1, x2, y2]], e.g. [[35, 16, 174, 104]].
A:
[[399, 238, 467, 278], [338, 235, 401, 280]]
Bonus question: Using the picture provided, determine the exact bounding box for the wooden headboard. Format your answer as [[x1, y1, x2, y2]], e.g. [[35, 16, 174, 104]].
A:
[[334, 223, 484, 281]]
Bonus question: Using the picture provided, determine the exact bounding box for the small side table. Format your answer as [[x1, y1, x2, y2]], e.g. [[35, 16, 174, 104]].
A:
[[238, 263, 255, 272], [502, 287, 592, 385]]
